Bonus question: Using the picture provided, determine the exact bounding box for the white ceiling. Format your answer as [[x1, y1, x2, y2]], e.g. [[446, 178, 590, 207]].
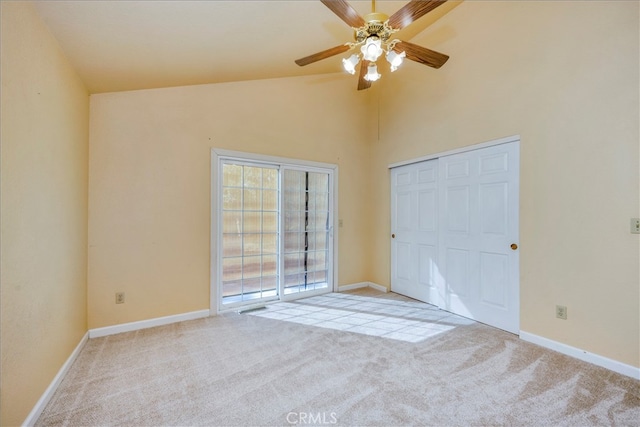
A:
[[33, 0, 460, 94]]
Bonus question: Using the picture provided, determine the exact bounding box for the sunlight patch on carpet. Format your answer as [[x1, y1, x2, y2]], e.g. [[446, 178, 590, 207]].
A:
[[245, 293, 473, 342]]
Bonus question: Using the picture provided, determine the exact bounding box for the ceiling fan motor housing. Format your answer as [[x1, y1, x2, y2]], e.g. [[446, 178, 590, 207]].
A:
[[354, 12, 395, 43], [364, 11, 388, 23]]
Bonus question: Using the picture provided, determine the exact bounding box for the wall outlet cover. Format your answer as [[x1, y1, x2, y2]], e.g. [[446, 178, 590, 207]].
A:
[[556, 305, 567, 320]]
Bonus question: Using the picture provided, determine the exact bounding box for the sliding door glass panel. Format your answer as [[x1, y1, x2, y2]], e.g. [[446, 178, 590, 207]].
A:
[[216, 153, 334, 311], [221, 163, 279, 306], [283, 170, 330, 295]]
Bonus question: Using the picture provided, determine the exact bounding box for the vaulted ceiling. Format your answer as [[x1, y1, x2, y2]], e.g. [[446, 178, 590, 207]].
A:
[[33, 0, 460, 94]]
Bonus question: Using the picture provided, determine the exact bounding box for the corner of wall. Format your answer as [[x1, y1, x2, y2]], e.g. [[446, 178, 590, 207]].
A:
[[1, 2, 90, 425]]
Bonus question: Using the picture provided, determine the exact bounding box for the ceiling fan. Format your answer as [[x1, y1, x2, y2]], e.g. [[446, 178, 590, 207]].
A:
[[295, 0, 450, 90]]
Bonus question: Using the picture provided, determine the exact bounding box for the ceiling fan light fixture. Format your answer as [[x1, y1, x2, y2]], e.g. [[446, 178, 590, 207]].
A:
[[361, 37, 383, 62], [342, 54, 360, 75], [294, 0, 450, 91], [364, 63, 381, 82], [386, 50, 406, 72]]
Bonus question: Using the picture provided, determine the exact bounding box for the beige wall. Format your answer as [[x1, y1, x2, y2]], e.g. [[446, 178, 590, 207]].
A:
[[0, 2, 89, 425], [370, 1, 639, 367], [88, 76, 373, 328]]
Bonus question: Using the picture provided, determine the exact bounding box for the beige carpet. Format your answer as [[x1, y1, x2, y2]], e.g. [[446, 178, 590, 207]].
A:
[[36, 290, 639, 426]]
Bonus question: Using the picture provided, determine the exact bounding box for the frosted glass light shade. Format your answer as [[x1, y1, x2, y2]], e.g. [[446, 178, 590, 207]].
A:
[[342, 54, 360, 75], [361, 37, 383, 62], [364, 63, 381, 82], [386, 50, 406, 72]]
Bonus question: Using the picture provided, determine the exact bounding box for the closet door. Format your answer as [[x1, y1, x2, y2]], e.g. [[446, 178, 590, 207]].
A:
[[439, 141, 519, 333], [390, 160, 439, 304], [390, 140, 520, 334]]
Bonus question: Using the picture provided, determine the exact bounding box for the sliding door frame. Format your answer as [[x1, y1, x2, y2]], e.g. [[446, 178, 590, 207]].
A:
[[211, 148, 339, 314]]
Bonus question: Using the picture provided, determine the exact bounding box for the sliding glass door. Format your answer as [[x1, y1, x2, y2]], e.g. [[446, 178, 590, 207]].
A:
[[220, 163, 280, 305], [283, 169, 331, 296], [215, 152, 335, 310]]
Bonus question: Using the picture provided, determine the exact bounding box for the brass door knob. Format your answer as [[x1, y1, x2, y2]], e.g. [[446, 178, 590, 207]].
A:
[[392, 234, 396, 238], [510, 243, 518, 250]]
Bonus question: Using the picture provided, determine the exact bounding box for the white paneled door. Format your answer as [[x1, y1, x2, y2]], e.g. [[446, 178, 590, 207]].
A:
[[439, 142, 520, 333], [391, 160, 439, 304], [391, 140, 520, 334]]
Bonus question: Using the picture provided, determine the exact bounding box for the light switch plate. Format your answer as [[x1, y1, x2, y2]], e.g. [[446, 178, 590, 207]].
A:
[[631, 218, 640, 234]]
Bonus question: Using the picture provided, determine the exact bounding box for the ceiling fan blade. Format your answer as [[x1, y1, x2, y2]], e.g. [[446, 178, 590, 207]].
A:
[[295, 44, 351, 67], [357, 60, 372, 91], [393, 40, 449, 68], [321, 0, 365, 28], [387, 0, 448, 30]]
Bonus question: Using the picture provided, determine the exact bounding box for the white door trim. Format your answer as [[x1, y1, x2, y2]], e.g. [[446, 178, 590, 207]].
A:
[[214, 148, 338, 171], [388, 135, 521, 170]]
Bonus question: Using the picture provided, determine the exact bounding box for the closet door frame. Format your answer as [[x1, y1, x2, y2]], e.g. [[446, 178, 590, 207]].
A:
[[389, 135, 520, 333]]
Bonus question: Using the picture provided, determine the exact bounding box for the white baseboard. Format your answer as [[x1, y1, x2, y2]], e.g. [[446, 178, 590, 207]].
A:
[[23, 332, 89, 426], [338, 282, 389, 293], [520, 331, 640, 380], [25, 310, 212, 424], [89, 309, 211, 338], [338, 282, 368, 291], [367, 282, 389, 293]]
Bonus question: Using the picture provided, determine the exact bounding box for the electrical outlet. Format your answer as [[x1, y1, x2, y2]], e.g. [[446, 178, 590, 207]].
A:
[[631, 218, 640, 234], [115, 292, 125, 304], [556, 305, 567, 320]]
